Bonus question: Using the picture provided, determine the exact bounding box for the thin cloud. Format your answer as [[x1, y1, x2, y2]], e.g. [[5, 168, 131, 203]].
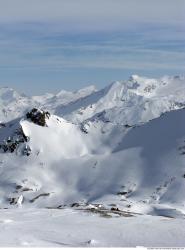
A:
[[0, 0, 184, 32], [0, 0, 184, 94]]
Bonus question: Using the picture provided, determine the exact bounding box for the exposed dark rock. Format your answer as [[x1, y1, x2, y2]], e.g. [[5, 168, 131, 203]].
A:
[[117, 191, 129, 195], [22, 187, 33, 192], [8, 195, 23, 205], [26, 108, 50, 127], [23, 145, 31, 156], [0, 126, 30, 154], [8, 197, 19, 205], [8, 197, 17, 205], [29, 193, 50, 203], [15, 184, 33, 192], [124, 124, 132, 128], [81, 125, 88, 134], [71, 202, 81, 207], [178, 144, 185, 155], [0, 123, 6, 128], [16, 185, 23, 190], [111, 207, 120, 211], [79, 205, 134, 218]]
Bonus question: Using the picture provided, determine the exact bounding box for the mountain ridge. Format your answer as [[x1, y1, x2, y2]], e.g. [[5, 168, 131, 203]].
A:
[[1, 75, 185, 125]]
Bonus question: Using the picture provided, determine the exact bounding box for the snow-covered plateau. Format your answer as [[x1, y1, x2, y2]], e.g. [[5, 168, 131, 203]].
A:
[[0, 75, 185, 247]]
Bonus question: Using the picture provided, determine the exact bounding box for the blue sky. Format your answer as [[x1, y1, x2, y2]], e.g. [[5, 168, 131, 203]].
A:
[[0, 0, 184, 95]]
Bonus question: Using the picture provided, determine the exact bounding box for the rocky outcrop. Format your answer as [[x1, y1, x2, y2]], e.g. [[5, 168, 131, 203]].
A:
[[0, 126, 30, 155], [26, 108, 50, 127]]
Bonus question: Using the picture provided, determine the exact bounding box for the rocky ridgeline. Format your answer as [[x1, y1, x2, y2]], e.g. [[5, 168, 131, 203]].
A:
[[0, 108, 50, 155], [0, 126, 30, 155]]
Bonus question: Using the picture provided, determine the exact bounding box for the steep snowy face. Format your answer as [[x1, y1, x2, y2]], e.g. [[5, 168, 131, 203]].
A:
[[76, 75, 185, 127], [0, 108, 89, 160], [55, 75, 185, 127], [21, 115, 89, 160]]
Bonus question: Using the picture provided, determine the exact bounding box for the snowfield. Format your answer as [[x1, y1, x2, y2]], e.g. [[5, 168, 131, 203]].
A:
[[0, 208, 185, 247], [0, 75, 185, 247]]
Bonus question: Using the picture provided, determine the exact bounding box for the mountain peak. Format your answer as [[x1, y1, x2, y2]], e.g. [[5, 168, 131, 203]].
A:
[[26, 108, 51, 127], [129, 74, 140, 81]]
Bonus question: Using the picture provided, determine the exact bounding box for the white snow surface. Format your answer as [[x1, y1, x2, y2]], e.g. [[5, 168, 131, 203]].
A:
[[0, 75, 185, 247], [0, 208, 184, 247]]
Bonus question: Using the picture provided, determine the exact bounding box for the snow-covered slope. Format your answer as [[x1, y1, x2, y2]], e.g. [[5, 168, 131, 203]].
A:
[[0, 105, 185, 216], [0, 75, 185, 218], [1, 208, 185, 247]]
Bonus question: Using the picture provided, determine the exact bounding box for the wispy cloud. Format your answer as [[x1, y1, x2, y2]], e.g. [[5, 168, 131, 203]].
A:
[[0, 0, 184, 94], [0, 0, 184, 31], [0, 22, 184, 71]]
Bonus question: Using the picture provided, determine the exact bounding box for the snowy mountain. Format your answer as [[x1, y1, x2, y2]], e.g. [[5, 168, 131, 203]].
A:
[[1, 75, 185, 246], [1, 75, 185, 127], [0, 106, 185, 212], [0, 75, 185, 217], [0, 85, 97, 123], [62, 75, 185, 127]]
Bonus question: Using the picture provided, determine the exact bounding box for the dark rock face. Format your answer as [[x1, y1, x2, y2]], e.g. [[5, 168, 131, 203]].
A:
[[23, 145, 32, 156], [29, 193, 50, 203], [0, 108, 50, 155], [8, 197, 18, 205], [0, 123, 6, 128], [80, 124, 89, 134], [0, 126, 30, 154], [26, 108, 50, 127], [124, 124, 132, 128]]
